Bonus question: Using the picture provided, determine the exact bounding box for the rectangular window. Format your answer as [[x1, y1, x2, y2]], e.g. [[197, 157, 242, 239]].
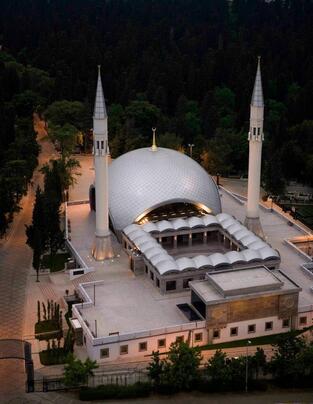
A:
[[194, 332, 203, 342], [139, 342, 147, 352], [265, 321, 273, 331], [145, 265, 148, 274], [100, 348, 109, 358], [150, 271, 154, 281], [230, 327, 238, 337], [300, 316, 307, 325], [257, 128, 261, 137], [213, 329, 220, 339], [120, 345, 128, 355], [183, 278, 192, 289], [96, 141, 100, 150], [176, 336, 184, 343], [156, 278, 160, 288], [253, 127, 256, 137], [282, 318, 290, 328], [248, 324, 256, 334], [158, 339, 166, 348], [166, 280, 176, 291]]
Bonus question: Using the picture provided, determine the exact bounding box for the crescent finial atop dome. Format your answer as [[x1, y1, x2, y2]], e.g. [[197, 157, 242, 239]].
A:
[[151, 127, 158, 151]]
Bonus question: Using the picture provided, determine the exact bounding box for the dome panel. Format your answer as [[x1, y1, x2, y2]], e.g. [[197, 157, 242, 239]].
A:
[[109, 147, 221, 231]]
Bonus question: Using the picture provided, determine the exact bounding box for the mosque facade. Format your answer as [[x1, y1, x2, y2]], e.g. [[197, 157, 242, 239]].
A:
[[68, 60, 312, 363]]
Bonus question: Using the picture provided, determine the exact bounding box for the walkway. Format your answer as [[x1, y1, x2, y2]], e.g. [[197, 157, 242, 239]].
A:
[[0, 115, 56, 401]]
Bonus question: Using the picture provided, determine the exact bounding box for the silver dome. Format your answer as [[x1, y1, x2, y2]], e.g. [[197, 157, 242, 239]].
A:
[[108, 147, 221, 231]]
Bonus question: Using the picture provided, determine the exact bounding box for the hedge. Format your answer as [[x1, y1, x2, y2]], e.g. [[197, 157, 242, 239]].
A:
[[39, 348, 69, 365], [79, 382, 151, 401]]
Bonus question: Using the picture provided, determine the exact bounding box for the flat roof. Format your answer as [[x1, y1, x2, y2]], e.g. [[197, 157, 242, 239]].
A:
[[78, 277, 192, 337], [207, 266, 282, 297], [191, 269, 300, 305]]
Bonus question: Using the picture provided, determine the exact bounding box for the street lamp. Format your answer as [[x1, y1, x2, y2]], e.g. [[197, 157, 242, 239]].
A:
[[188, 143, 194, 158], [245, 340, 252, 393]]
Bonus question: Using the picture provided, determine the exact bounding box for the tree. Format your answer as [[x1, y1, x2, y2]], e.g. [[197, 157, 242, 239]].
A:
[[269, 331, 306, 386], [251, 347, 267, 380], [48, 122, 78, 157], [147, 351, 165, 388], [45, 100, 90, 130], [161, 341, 202, 391], [63, 354, 98, 387], [205, 349, 232, 388], [26, 187, 47, 280]]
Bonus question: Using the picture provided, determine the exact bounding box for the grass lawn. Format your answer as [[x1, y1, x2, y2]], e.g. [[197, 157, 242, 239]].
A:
[[41, 252, 70, 272]]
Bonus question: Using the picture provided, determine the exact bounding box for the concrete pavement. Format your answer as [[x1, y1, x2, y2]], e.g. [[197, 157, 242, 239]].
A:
[[0, 115, 58, 401]]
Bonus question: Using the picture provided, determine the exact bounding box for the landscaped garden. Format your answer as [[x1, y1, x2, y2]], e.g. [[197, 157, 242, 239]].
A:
[[41, 252, 70, 272], [35, 299, 74, 365]]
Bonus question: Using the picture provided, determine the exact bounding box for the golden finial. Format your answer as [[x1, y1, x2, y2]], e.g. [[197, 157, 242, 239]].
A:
[[151, 127, 158, 151]]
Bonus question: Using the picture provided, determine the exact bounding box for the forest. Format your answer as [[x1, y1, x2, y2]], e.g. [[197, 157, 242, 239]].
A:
[[0, 0, 313, 234]]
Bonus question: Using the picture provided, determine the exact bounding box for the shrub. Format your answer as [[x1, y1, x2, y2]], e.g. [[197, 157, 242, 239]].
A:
[[39, 348, 68, 365], [79, 382, 151, 401]]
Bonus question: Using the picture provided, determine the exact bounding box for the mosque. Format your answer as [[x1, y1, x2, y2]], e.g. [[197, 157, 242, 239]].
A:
[[68, 60, 312, 363]]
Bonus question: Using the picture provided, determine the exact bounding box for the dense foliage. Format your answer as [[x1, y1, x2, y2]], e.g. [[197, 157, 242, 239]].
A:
[[146, 334, 313, 394], [1, 0, 313, 202], [0, 53, 44, 235]]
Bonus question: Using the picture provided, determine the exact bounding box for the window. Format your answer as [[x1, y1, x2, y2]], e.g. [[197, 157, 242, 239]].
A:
[[300, 316, 307, 325], [166, 280, 176, 291], [213, 329, 220, 339], [101, 140, 104, 149], [156, 278, 160, 288], [145, 265, 148, 274], [257, 128, 261, 137], [248, 324, 256, 334], [253, 127, 256, 137], [265, 321, 273, 331], [120, 345, 128, 355], [194, 332, 203, 342], [139, 342, 147, 352], [96, 141, 100, 150], [100, 348, 109, 358], [230, 327, 238, 337], [282, 318, 290, 328], [150, 271, 154, 281], [158, 339, 166, 348], [183, 278, 192, 289], [176, 336, 184, 343]]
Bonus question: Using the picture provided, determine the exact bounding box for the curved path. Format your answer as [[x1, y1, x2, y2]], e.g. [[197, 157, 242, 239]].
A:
[[0, 115, 56, 401]]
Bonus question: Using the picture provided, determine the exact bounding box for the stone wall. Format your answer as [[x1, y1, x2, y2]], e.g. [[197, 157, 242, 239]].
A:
[[206, 293, 299, 327]]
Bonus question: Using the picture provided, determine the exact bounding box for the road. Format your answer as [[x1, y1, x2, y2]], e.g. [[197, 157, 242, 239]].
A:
[[0, 115, 56, 401]]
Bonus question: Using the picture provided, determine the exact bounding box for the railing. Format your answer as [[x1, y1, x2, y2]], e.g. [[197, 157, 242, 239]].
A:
[[26, 369, 148, 393], [64, 201, 95, 279]]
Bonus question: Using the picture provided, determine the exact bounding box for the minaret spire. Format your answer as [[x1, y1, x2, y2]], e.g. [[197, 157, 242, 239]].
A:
[[244, 57, 265, 238], [94, 65, 107, 119], [251, 57, 264, 108], [92, 66, 115, 260]]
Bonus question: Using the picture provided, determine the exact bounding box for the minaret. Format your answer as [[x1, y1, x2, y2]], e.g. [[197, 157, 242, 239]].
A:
[[92, 66, 115, 260], [244, 57, 264, 238]]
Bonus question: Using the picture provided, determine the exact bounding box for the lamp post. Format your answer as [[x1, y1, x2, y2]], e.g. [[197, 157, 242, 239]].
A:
[[188, 143, 194, 158], [245, 340, 251, 393]]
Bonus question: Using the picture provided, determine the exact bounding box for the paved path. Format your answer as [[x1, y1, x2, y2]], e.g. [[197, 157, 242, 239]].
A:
[[0, 115, 56, 401]]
